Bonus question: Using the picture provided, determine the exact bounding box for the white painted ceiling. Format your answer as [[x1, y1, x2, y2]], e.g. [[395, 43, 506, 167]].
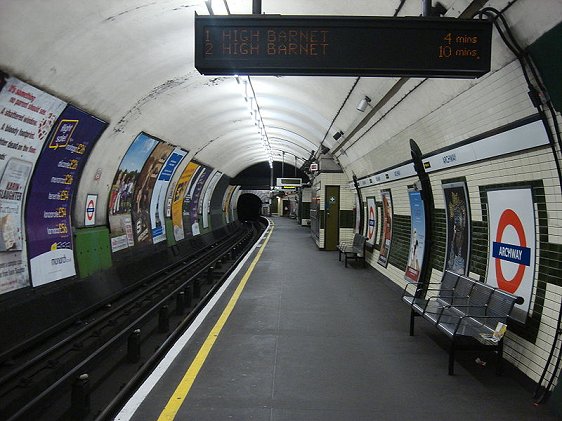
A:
[[0, 0, 558, 183]]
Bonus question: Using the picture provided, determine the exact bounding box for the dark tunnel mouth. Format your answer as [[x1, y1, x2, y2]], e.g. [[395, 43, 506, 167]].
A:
[[237, 193, 263, 221]]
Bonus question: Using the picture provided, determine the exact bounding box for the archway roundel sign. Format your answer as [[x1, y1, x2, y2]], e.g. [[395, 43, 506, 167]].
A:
[[486, 188, 535, 322]]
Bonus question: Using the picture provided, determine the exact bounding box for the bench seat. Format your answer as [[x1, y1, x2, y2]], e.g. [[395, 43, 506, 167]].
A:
[[402, 270, 522, 374], [337, 234, 366, 268]]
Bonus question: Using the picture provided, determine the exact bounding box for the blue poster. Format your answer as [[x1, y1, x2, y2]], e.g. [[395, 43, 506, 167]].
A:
[[26, 104, 107, 286], [150, 148, 187, 243], [405, 189, 426, 283]]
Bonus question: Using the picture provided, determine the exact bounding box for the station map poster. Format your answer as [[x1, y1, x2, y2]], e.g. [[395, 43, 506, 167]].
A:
[[443, 182, 471, 275], [377, 190, 393, 268], [0, 76, 66, 294], [405, 189, 426, 283], [26, 105, 107, 286], [171, 162, 199, 241], [108, 133, 159, 252], [186, 164, 211, 237], [132, 142, 174, 246], [150, 147, 187, 244], [202, 170, 222, 230], [486, 188, 535, 322], [366, 197, 377, 248]]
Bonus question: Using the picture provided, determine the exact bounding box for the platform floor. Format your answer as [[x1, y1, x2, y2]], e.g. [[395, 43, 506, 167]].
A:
[[117, 216, 557, 421]]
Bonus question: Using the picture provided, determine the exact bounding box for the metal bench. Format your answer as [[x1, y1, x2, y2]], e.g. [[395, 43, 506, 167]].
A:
[[337, 233, 366, 268], [402, 271, 523, 375]]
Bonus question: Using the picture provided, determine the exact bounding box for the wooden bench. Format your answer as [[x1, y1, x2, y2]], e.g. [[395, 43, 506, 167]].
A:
[[402, 270, 523, 375], [337, 234, 366, 268]]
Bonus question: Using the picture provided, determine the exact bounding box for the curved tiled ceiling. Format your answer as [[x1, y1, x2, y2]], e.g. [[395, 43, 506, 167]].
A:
[[0, 0, 430, 180], [4, 0, 555, 185]]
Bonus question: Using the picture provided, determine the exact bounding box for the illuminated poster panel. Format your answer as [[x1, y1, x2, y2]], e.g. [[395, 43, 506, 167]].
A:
[[230, 186, 241, 221], [0, 76, 66, 294], [377, 190, 393, 268], [180, 165, 206, 239], [150, 147, 187, 244], [443, 182, 471, 275], [132, 142, 174, 246], [198, 169, 218, 221], [366, 197, 377, 248], [202, 170, 222, 229], [486, 188, 535, 322], [186, 164, 211, 236], [26, 105, 107, 286], [222, 185, 237, 224], [405, 189, 426, 283], [171, 162, 199, 241], [108, 133, 159, 252], [354, 194, 362, 234]]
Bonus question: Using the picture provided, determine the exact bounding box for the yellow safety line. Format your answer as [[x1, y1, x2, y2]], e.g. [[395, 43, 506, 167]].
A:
[[157, 224, 274, 421]]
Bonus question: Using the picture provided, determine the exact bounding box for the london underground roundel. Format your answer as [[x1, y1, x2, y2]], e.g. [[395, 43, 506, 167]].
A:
[[486, 188, 535, 322], [368, 206, 375, 239], [492, 209, 530, 293]]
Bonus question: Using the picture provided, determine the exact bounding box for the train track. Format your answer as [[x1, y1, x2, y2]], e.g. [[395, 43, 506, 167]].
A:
[[0, 220, 265, 420]]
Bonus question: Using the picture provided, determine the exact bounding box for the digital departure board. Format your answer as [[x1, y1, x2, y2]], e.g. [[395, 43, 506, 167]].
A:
[[194, 15, 493, 78]]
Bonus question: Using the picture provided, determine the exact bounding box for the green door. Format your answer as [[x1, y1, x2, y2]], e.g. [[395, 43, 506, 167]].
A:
[[325, 185, 340, 250]]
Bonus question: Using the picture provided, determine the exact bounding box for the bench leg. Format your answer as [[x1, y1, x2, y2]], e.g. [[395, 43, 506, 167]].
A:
[[448, 340, 456, 375], [338, 250, 342, 261], [496, 340, 504, 375], [409, 309, 416, 336]]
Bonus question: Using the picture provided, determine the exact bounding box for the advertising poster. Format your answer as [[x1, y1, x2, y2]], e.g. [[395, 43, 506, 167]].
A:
[[26, 105, 107, 286], [181, 165, 207, 238], [354, 194, 362, 234], [202, 171, 222, 229], [150, 147, 187, 244], [366, 197, 377, 247], [198, 169, 217, 222], [108, 133, 159, 252], [230, 186, 241, 221], [486, 188, 535, 322], [443, 182, 471, 275], [0, 77, 66, 294], [378, 190, 393, 267], [405, 189, 426, 283], [131, 142, 174, 246], [187, 164, 211, 236], [171, 162, 200, 241], [223, 185, 237, 224]]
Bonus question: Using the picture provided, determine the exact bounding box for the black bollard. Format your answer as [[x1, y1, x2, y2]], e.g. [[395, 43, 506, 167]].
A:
[[70, 373, 90, 420], [127, 329, 141, 363], [159, 306, 169, 333], [184, 285, 192, 307], [176, 291, 185, 315]]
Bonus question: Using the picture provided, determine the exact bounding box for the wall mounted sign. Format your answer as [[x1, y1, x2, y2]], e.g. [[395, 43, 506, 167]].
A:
[[195, 15, 492, 78], [486, 188, 535, 323]]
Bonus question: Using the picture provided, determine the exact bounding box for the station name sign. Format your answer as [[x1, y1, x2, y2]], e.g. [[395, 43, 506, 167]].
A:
[[194, 15, 493, 78]]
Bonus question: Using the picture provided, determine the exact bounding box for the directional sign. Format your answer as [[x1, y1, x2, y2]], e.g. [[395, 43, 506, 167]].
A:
[[195, 15, 492, 78]]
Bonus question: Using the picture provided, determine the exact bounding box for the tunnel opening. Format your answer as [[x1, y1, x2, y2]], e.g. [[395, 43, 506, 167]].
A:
[[237, 193, 263, 221]]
